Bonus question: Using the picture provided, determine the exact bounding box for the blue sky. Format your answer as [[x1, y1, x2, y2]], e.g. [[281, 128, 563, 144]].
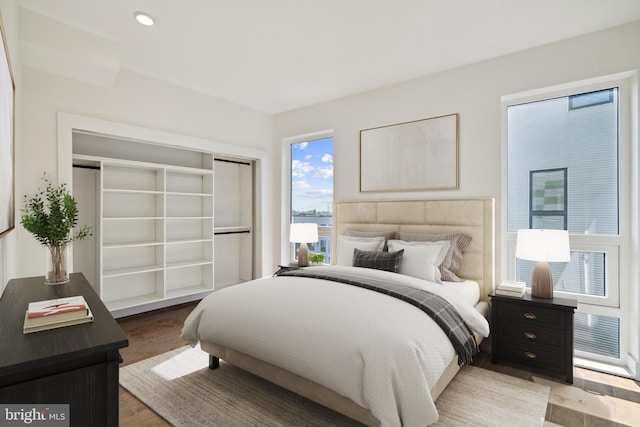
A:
[[291, 137, 333, 213]]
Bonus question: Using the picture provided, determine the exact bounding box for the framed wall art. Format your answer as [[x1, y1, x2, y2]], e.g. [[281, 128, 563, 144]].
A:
[[360, 113, 458, 192], [0, 13, 14, 238]]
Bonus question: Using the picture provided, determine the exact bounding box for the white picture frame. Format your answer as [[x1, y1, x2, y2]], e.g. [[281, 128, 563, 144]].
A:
[[0, 12, 14, 238], [360, 114, 458, 192]]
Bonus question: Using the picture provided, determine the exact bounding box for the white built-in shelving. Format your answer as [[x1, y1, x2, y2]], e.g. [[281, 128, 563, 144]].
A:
[[75, 154, 215, 313], [64, 117, 263, 318]]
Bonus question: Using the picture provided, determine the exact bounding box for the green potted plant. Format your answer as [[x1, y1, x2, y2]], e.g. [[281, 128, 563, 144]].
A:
[[21, 175, 93, 284], [308, 253, 325, 264]]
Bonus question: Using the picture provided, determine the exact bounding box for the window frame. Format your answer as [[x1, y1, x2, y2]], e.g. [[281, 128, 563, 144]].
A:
[[501, 73, 633, 370], [281, 130, 334, 265]]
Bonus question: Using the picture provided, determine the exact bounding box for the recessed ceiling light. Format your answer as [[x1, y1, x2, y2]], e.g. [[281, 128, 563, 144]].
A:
[[134, 11, 154, 26]]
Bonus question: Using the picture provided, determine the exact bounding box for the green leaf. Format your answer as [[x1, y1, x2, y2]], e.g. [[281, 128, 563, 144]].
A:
[[20, 174, 93, 246]]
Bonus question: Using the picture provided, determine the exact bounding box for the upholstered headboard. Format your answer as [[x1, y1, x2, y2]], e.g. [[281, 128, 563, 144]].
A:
[[332, 199, 495, 302]]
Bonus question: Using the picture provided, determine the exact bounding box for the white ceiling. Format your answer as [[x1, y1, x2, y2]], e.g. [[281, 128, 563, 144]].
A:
[[17, 0, 640, 114]]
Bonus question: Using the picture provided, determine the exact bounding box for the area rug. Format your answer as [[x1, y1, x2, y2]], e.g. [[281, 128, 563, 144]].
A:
[[120, 346, 550, 426]]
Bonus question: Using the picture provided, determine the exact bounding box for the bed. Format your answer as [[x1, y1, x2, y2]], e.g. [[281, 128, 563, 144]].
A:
[[181, 198, 495, 427]]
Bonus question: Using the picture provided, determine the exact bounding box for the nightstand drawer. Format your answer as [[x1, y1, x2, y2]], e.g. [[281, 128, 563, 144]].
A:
[[499, 302, 566, 330], [500, 323, 565, 349], [500, 344, 565, 372]]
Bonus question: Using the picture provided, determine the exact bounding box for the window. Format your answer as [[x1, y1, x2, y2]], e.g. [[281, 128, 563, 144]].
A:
[[288, 136, 333, 263], [507, 87, 619, 304], [569, 89, 614, 110], [575, 313, 620, 359], [505, 79, 630, 372]]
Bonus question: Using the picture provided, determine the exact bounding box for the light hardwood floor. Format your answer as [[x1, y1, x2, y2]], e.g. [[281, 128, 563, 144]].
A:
[[118, 302, 198, 427], [117, 302, 640, 427], [471, 347, 640, 427]]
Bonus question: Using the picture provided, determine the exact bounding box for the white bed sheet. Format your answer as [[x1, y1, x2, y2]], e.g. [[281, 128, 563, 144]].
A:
[[441, 279, 480, 307], [181, 266, 489, 427]]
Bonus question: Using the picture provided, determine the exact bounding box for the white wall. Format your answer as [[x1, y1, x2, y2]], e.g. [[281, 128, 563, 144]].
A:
[[274, 20, 640, 275], [18, 67, 273, 280], [273, 21, 640, 375]]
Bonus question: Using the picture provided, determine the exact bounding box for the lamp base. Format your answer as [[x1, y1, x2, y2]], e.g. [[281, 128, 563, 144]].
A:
[[531, 261, 554, 298], [297, 243, 309, 267]]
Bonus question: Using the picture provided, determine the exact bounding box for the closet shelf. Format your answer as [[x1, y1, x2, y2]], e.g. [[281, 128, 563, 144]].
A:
[[166, 216, 214, 220], [103, 188, 164, 195], [102, 216, 164, 221], [166, 285, 213, 299], [166, 191, 213, 197], [103, 264, 164, 278], [166, 259, 213, 269], [104, 294, 164, 311], [103, 241, 163, 249], [166, 238, 213, 244]]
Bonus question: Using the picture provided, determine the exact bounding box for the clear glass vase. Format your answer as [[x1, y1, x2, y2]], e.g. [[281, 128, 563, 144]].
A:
[[46, 243, 69, 285]]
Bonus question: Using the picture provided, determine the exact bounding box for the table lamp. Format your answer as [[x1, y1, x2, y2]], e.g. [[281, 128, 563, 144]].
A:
[[515, 229, 570, 298], [289, 223, 318, 267]]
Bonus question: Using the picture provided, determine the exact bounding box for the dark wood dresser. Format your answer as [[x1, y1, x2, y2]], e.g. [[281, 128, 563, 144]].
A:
[[0, 273, 128, 426], [490, 292, 577, 383]]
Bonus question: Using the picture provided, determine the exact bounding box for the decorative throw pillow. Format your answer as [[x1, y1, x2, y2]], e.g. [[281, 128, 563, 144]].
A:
[[352, 248, 404, 273], [387, 240, 450, 283], [344, 230, 397, 251], [399, 232, 472, 282], [336, 235, 385, 266]]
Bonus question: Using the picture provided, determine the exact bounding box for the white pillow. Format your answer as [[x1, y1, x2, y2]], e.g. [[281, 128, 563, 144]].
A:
[[387, 239, 451, 283], [337, 235, 385, 266]]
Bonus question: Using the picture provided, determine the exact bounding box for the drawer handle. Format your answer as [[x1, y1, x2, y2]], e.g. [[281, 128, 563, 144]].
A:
[[523, 312, 537, 320], [523, 332, 537, 339], [524, 352, 537, 359]]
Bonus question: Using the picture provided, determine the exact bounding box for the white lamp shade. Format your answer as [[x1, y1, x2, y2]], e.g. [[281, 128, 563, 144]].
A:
[[515, 229, 570, 262], [289, 223, 318, 243]]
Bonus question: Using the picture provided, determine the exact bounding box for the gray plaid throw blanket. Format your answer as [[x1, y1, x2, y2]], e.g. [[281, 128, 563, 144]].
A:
[[276, 268, 478, 366]]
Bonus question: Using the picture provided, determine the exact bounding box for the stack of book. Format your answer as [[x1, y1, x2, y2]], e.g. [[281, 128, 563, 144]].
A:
[[495, 280, 526, 298], [23, 295, 94, 334]]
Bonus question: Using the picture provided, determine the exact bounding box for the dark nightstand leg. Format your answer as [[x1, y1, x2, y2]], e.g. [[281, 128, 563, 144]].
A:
[[491, 302, 498, 364], [209, 355, 220, 369]]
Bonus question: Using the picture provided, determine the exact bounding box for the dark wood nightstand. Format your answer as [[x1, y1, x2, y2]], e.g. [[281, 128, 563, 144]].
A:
[[490, 292, 577, 383], [0, 273, 128, 426]]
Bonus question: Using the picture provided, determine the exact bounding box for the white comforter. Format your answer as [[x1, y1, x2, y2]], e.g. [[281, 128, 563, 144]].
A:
[[181, 266, 489, 427]]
